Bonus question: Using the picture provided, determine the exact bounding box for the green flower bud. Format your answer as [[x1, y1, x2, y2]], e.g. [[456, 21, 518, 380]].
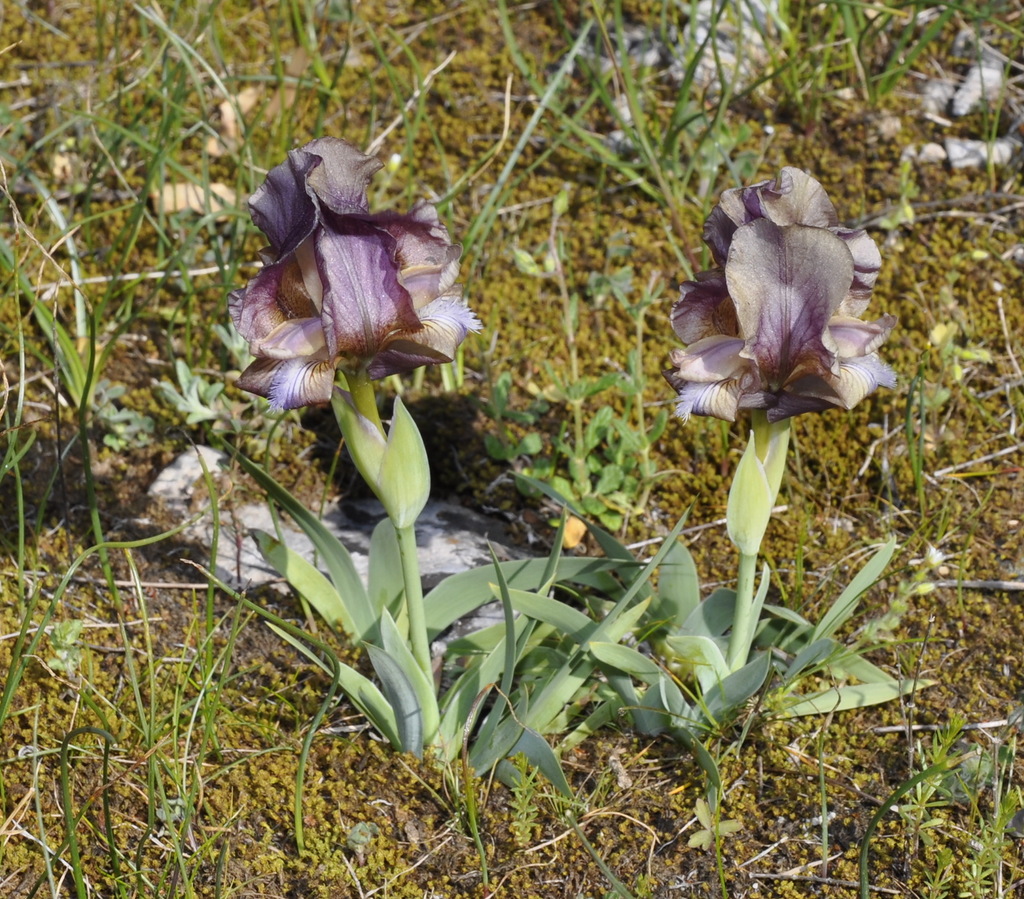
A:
[[333, 393, 430, 528], [726, 430, 774, 556]]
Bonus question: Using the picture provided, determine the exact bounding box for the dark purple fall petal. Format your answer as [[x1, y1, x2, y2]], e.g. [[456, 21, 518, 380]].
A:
[[728, 220, 852, 389]]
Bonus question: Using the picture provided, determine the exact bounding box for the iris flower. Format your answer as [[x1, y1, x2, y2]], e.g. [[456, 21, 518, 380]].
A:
[[665, 167, 896, 422], [230, 138, 479, 410]]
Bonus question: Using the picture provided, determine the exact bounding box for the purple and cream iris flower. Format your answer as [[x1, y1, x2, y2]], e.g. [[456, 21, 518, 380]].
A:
[[665, 167, 896, 423], [229, 138, 479, 410]]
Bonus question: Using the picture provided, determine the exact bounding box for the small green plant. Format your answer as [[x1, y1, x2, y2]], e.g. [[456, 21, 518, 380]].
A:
[[93, 379, 155, 451], [862, 543, 947, 645], [158, 360, 230, 426], [508, 753, 543, 848], [156, 324, 271, 435], [479, 370, 547, 462], [863, 708, 1023, 899], [344, 821, 380, 864], [900, 718, 968, 851], [46, 620, 85, 676], [877, 159, 920, 233], [927, 313, 994, 408], [921, 846, 957, 899], [503, 200, 669, 531], [687, 797, 741, 851]]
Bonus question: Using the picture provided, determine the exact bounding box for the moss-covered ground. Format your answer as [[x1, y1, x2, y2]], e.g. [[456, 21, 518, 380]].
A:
[[1, 1, 1023, 896]]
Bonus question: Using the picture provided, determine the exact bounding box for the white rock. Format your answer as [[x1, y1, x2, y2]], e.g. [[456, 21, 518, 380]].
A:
[[944, 137, 1016, 168], [919, 78, 956, 117], [147, 445, 228, 514], [952, 63, 1004, 117], [148, 447, 521, 592], [876, 114, 902, 141], [916, 142, 948, 164]]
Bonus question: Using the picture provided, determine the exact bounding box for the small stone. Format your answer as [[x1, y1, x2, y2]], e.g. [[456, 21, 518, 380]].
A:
[[919, 78, 956, 117], [919, 142, 949, 163], [876, 114, 902, 141], [945, 137, 1016, 169], [951, 62, 1004, 117], [148, 446, 228, 514], [916, 142, 948, 164]]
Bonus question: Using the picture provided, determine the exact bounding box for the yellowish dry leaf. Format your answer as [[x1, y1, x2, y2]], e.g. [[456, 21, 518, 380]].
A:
[[151, 182, 237, 217], [207, 86, 264, 155]]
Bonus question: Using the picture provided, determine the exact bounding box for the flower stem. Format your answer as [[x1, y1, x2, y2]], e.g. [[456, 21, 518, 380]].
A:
[[726, 410, 791, 672], [343, 368, 385, 433], [752, 410, 790, 504], [395, 521, 432, 691], [727, 550, 760, 672]]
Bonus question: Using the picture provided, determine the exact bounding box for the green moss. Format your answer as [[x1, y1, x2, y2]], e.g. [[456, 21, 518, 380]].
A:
[[2, 0, 1023, 894]]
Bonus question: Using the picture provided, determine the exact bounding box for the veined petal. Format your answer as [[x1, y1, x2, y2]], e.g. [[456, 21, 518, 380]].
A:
[[398, 258, 462, 307], [315, 222, 419, 360], [835, 228, 882, 308], [671, 271, 735, 343], [767, 389, 839, 422], [705, 167, 840, 263], [372, 202, 462, 305], [829, 353, 897, 407], [728, 220, 854, 388], [760, 167, 838, 228], [667, 336, 749, 382], [235, 356, 337, 410], [251, 317, 327, 359], [248, 149, 321, 256], [827, 314, 896, 358], [669, 378, 743, 422], [770, 353, 896, 421], [294, 237, 324, 310], [368, 298, 481, 377], [705, 178, 773, 263]]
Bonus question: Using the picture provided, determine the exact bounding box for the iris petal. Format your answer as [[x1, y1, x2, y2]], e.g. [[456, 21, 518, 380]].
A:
[[302, 137, 382, 215], [671, 271, 735, 344], [728, 220, 854, 387], [267, 358, 338, 410], [835, 228, 882, 307], [254, 317, 327, 359], [671, 379, 743, 422], [234, 356, 335, 410], [229, 256, 320, 345], [828, 314, 897, 358], [247, 149, 321, 256], [315, 222, 419, 360], [667, 336, 748, 382], [759, 167, 838, 228], [831, 354, 897, 407], [369, 299, 482, 378]]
